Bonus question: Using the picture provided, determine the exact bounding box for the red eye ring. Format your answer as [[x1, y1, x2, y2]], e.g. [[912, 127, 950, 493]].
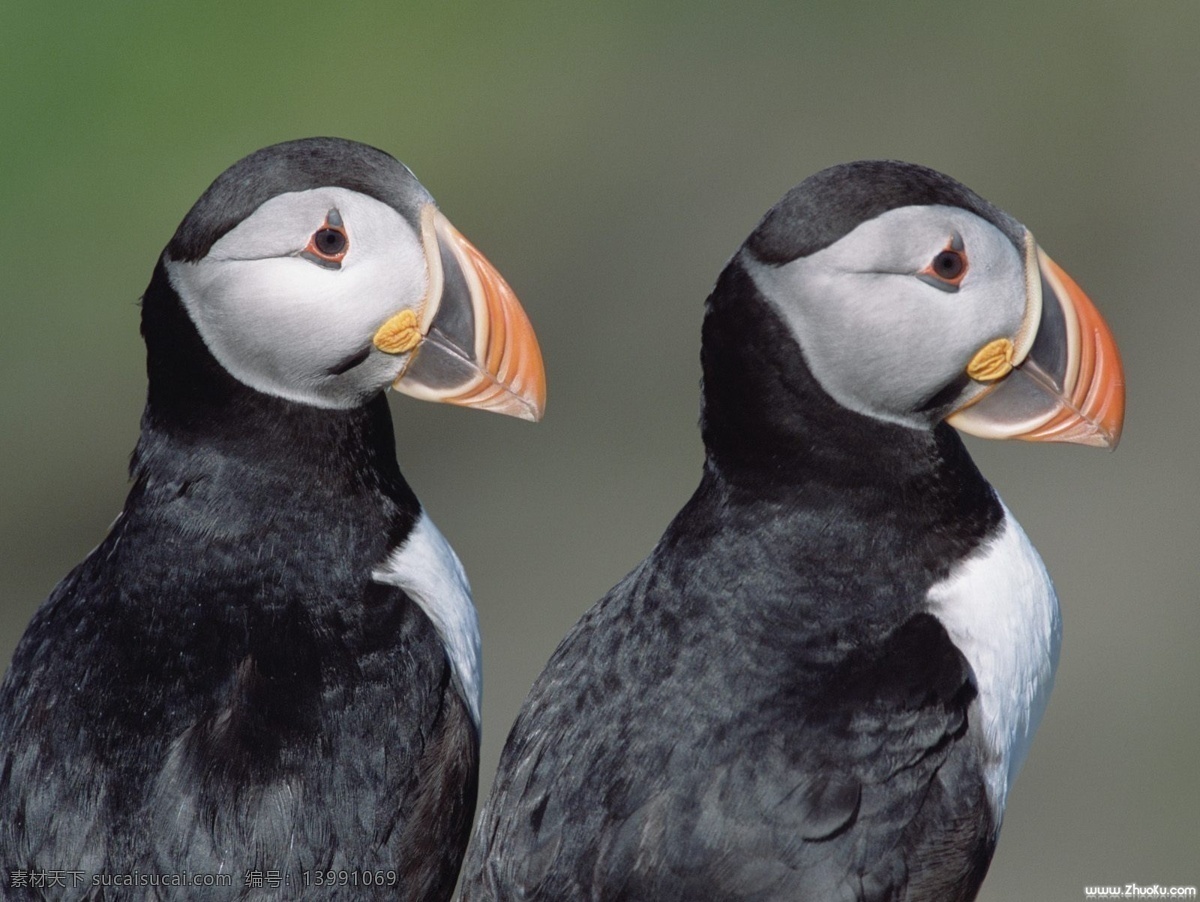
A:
[[919, 241, 968, 288], [302, 212, 349, 267]]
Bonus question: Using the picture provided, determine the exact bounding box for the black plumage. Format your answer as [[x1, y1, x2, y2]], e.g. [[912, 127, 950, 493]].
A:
[[0, 139, 539, 901], [1, 271, 475, 902], [746, 159, 1023, 263], [166, 139, 429, 264], [461, 161, 1122, 901], [463, 264, 1000, 901]]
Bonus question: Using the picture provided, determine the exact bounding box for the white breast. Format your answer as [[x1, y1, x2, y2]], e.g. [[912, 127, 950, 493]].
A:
[[373, 510, 482, 731], [926, 500, 1061, 819]]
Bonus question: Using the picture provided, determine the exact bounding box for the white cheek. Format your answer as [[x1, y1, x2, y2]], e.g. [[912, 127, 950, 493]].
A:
[[812, 265, 965, 376], [205, 260, 392, 380], [748, 206, 1028, 427], [205, 201, 330, 262], [166, 189, 430, 408], [749, 257, 964, 426]]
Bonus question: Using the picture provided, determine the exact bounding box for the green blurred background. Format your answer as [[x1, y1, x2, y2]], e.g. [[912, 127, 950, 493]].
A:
[[2, 2, 1197, 897]]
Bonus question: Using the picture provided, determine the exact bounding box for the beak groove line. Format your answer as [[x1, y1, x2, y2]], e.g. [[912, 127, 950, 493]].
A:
[[1019, 250, 1124, 447], [429, 213, 546, 421], [948, 238, 1125, 449], [380, 205, 546, 422]]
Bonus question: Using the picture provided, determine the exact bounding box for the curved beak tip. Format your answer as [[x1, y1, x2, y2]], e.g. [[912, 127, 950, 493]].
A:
[[389, 207, 547, 422], [949, 246, 1125, 451]]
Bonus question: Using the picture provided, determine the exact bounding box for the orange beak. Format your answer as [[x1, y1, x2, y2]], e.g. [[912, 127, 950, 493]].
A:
[[948, 237, 1125, 449], [375, 205, 546, 422]]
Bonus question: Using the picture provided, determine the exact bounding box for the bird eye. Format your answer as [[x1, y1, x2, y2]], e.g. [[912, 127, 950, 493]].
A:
[[314, 228, 347, 257], [917, 241, 968, 292], [300, 211, 349, 268], [932, 250, 964, 280]]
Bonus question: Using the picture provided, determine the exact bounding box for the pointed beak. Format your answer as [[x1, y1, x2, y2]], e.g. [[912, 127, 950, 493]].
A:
[[947, 233, 1125, 449], [374, 205, 546, 421]]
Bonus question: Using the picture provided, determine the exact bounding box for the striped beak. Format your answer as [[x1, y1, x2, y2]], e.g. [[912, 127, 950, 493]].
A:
[[948, 233, 1125, 449], [375, 205, 546, 422]]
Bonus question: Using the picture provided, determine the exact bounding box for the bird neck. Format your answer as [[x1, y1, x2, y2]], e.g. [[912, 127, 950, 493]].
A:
[[702, 259, 906, 485], [656, 262, 1003, 644], [696, 257, 998, 537], [130, 258, 418, 528]]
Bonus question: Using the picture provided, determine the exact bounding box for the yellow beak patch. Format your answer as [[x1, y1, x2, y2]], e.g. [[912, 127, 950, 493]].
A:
[[966, 337, 1015, 383], [373, 309, 423, 355]]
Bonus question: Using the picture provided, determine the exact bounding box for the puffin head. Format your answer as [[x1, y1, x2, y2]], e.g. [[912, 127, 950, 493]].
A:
[[737, 160, 1123, 448], [157, 137, 545, 421]]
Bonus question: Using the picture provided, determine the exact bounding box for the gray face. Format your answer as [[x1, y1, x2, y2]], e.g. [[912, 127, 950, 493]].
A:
[[166, 187, 432, 409], [744, 204, 1029, 429]]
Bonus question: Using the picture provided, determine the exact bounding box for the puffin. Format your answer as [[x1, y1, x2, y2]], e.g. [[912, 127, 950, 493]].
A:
[[0, 138, 545, 900], [460, 161, 1124, 901]]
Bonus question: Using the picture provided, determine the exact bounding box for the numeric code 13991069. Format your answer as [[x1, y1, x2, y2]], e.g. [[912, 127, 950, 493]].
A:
[[302, 870, 398, 888]]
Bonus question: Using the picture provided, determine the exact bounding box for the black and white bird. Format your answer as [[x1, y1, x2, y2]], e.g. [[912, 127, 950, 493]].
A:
[[460, 161, 1123, 901], [0, 138, 545, 900]]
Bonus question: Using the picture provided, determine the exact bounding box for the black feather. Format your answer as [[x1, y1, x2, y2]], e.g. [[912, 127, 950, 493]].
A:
[[461, 205, 1006, 901], [1, 146, 476, 900], [167, 137, 431, 263], [747, 160, 1024, 265]]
